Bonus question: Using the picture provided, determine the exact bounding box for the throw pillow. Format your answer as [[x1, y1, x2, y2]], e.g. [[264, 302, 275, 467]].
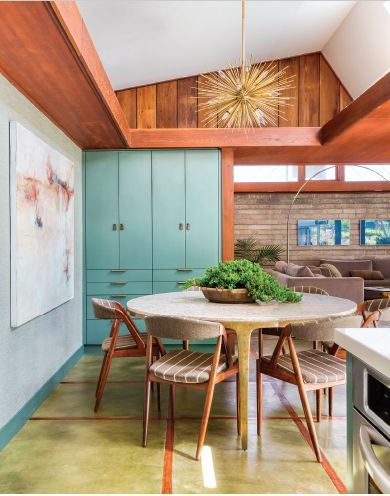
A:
[[286, 263, 314, 277], [320, 263, 342, 278], [350, 270, 384, 280], [274, 261, 288, 274]]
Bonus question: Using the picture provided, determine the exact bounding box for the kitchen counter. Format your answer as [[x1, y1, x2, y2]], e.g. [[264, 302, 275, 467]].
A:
[[335, 327, 390, 378]]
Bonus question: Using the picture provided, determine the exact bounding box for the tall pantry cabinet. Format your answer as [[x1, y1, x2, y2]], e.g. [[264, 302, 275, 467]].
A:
[[84, 149, 221, 345]]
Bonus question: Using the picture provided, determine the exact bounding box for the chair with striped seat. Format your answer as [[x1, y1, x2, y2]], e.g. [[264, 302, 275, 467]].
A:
[[143, 315, 239, 461], [256, 307, 380, 463], [91, 298, 164, 412]]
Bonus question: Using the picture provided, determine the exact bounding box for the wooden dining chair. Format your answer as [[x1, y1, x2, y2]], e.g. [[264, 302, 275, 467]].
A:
[[256, 309, 380, 463], [91, 298, 164, 412], [143, 315, 239, 460]]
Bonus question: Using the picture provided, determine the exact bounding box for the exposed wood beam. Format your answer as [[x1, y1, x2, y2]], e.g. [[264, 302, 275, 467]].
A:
[[0, 1, 129, 148], [127, 128, 321, 149], [221, 149, 235, 261], [235, 181, 390, 193], [321, 72, 390, 144]]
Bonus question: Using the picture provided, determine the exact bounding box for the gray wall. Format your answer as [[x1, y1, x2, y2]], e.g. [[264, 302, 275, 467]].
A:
[[0, 75, 83, 429]]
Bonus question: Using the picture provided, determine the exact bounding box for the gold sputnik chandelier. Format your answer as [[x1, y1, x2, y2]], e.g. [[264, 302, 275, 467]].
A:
[[198, 0, 294, 128]]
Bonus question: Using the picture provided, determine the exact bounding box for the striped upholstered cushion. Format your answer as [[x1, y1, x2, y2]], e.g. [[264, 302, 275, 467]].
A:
[[263, 349, 346, 384], [149, 349, 233, 384], [102, 333, 147, 352]]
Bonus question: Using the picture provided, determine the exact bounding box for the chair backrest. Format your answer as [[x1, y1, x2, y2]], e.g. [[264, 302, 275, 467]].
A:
[[292, 286, 329, 296], [91, 298, 124, 320], [365, 298, 390, 320], [289, 314, 363, 341], [145, 315, 222, 341]]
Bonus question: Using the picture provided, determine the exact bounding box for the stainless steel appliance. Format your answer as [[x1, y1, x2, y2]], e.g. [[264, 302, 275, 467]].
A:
[[353, 356, 390, 493]]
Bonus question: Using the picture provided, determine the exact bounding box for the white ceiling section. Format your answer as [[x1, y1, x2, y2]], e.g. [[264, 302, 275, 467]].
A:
[[323, 1, 390, 99], [77, 0, 355, 90]]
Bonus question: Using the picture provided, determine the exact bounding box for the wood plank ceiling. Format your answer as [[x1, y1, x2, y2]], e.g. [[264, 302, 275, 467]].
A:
[[116, 53, 352, 130]]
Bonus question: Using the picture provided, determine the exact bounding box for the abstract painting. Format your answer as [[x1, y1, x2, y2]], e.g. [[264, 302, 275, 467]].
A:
[[360, 220, 390, 245], [10, 122, 74, 327]]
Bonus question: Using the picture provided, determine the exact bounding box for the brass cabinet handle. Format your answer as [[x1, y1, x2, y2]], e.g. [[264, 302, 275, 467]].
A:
[[179, 223, 184, 230], [112, 224, 117, 231], [120, 223, 124, 231], [110, 294, 127, 298], [176, 268, 192, 271], [111, 282, 127, 285], [186, 223, 190, 230], [111, 269, 127, 272]]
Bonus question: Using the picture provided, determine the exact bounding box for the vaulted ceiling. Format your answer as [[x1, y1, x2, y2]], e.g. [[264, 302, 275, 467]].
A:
[[77, 0, 355, 90]]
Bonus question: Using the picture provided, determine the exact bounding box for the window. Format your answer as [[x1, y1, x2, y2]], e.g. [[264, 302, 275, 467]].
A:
[[305, 165, 336, 181], [345, 165, 390, 182], [234, 165, 298, 183]]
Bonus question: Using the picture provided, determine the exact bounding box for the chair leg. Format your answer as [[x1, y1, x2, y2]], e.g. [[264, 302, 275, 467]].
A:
[[157, 382, 161, 412], [94, 352, 113, 412], [227, 332, 235, 355], [196, 380, 217, 460], [287, 336, 322, 462], [236, 373, 241, 436], [316, 389, 322, 423], [143, 379, 151, 447], [281, 344, 286, 355], [95, 352, 108, 397], [169, 385, 176, 421], [328, 387, 334, 417], [256, 360, 263, 436]]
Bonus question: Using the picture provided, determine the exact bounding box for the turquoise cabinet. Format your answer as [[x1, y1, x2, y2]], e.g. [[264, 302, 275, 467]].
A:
[[84, 149, 221, 346], [119, 151, 152, 269], [85, 152, 119, 269], [185, 150, 220, 268], [152, 151, 186, 269], [151, 149, 220, 272]]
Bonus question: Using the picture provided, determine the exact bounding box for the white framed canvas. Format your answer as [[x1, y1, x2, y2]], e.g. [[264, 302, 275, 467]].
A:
[[10, 122, 74, 327]]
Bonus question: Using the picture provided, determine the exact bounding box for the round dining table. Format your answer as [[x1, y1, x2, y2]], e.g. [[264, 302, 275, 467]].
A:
[[127, 290, 357, 450]]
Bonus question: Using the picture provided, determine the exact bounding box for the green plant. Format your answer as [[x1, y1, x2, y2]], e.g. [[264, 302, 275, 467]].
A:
[[183, 259, 301, 303], [234, 238, 283, 265]]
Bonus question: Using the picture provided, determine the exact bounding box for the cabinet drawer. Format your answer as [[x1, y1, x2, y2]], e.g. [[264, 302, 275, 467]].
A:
[[86, 318, 146, 345], [87, 282, 152, 296], [153, 268, 206, 282], [153, 281, 187, 294], [86, 270, 152, 283], [87, 294, 147, 319]]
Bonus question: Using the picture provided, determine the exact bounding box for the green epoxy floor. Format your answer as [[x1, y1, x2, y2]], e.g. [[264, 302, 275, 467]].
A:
[[0, 337, 348, 494]]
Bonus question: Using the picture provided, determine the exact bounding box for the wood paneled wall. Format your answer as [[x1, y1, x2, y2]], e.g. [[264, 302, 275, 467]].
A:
[[116, 52, 352, 129]]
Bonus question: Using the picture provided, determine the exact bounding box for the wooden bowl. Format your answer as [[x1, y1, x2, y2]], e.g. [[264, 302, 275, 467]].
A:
[[201, 287, 254, 304]]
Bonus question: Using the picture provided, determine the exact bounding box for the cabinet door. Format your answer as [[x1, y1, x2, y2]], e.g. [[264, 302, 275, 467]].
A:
[[152, 151, 186, 269], [185, 150, 220, 268], [85, 152, 119, 269], [119, 151, 152, 269]]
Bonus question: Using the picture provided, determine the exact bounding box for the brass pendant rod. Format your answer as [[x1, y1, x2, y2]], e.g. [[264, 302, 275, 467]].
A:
[[241, 0, 245, 84]]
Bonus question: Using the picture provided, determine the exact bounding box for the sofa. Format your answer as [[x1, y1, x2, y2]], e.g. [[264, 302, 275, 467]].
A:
[[319, 258, 390, 287], [269, 261, 364, 303]]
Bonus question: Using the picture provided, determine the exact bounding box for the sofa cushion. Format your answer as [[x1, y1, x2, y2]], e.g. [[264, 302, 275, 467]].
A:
[[308, 265, 322, 276], [274, 261, 288, 273], [320, 259, 372, 277], [372, 257, 390, 278], [285, 263, 314, 277], [320, 263, 342, 278], [350, 270, 384, 280], [364, 279, 390, 287]]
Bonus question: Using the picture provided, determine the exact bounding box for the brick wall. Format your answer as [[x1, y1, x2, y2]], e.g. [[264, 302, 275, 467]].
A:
[[234, 192, 390, 265]]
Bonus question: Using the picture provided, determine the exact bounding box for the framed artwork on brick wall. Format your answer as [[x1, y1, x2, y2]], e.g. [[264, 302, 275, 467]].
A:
[[360, 220, 390, 245], [298, 219, 350, 246]]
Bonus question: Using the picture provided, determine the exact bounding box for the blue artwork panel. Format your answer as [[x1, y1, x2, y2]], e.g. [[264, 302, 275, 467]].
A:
[[298, 220, 350, 246], [360, 220, 390, 245]]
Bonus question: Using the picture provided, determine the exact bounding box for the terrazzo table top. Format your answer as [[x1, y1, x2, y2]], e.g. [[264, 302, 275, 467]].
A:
[[127, 291, 357, 328]]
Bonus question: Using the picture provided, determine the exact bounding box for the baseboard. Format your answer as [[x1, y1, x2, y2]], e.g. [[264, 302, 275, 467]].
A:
[[0, 345, 84, 450]]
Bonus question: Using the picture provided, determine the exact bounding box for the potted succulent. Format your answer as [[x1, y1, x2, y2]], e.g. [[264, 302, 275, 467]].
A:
[[182, 259, 301, 304]]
